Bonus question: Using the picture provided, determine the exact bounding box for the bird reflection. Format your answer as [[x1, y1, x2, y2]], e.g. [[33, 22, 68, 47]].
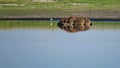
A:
[[57, 16, 92, 33]]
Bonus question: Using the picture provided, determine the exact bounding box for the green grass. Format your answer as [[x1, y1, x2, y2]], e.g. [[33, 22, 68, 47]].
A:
[[0, 0, 120, 9], [0, 0, 27, 4], [0, 0, 120, 18], [0, 0, 119, 5], [59, 0, 120, 5]]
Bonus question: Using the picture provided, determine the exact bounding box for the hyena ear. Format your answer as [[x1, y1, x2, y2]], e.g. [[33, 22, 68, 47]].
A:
[[65, 16, 71, 19]]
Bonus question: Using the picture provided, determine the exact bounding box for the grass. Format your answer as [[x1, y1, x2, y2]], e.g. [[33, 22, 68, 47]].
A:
[[0, 0, 27, 4], [0, 0, 120, 18], [0, 0, 120, 9], [0, 8, 76, 18], [59, 0, 120, 5], [0, 0, 119, 5]]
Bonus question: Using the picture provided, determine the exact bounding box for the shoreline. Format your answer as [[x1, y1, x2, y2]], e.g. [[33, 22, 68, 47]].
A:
[[0, 18, 120, 22]]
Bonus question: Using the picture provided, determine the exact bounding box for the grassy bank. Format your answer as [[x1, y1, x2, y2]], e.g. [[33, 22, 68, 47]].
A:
[[0, 0, 120, 9], [0, 0, 120, 18]]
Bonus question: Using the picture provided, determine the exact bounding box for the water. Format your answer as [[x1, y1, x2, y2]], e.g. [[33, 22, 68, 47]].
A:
[[0, 21, 120, 68]]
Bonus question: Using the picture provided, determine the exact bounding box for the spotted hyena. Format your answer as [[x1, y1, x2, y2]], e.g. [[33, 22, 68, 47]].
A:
[[58, 16, 92, 32]]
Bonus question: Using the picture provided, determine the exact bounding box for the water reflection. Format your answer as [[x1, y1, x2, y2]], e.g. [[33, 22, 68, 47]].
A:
[[0, 20, 120, 68], [0, 21, 57, 30], [0, 21, 120, 31], [91, 22, 120, 30], [58, 23, 91, 32]]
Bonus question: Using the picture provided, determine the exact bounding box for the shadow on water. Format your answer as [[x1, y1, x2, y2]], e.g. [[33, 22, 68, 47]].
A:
[[0, 20, 120, 31]]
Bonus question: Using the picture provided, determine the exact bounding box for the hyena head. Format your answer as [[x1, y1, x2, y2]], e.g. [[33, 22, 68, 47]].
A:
[[58, 18, 70, 27]]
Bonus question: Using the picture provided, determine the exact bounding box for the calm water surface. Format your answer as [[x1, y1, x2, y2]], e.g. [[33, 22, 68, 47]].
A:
[[0, 21, 120, 68]]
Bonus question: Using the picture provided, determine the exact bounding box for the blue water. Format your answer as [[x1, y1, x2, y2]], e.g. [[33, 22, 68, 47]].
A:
[[0, 24, 120, 68]]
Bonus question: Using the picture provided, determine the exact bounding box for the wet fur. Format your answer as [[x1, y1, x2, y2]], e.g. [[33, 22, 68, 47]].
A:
[[58, 16, 92, 32]]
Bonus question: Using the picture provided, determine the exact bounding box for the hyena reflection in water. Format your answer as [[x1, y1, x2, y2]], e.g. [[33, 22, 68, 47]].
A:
[[58, 16, 92, 33]]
